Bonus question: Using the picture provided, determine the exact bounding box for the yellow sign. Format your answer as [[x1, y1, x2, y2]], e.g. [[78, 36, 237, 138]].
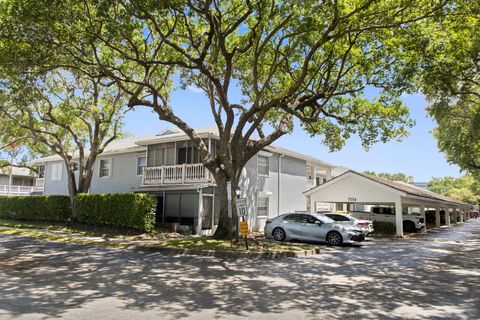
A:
[[239, 221, 249, 236]]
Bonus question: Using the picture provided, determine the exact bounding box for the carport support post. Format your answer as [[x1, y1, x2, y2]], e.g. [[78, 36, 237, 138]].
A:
[[395, 199, 403, 237], [309, 196, 315, 213], [459, 210, 464, 223], [435, 207, 441, 228], [420, 205, 426, 232], [446, 208, 451, 226]]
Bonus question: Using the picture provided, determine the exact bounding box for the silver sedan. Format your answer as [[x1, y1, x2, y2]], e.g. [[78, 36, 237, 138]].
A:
[[264, 213, 365, 246]]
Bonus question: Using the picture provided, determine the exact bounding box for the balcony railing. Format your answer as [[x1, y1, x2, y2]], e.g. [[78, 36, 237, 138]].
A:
[[0, 185, 35, 196], [143, 163, 212, 185], [34, 178, 45, 192]]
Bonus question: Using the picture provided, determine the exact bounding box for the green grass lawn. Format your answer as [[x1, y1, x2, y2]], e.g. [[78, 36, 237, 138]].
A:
[[0, 218, 317, 254]]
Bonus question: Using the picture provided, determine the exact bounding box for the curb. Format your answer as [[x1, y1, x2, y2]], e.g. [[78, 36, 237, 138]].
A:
[[130, 245, 320, 259]]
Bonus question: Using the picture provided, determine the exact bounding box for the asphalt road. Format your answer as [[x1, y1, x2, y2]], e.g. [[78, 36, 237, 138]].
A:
[[1, 220, 479, 320]]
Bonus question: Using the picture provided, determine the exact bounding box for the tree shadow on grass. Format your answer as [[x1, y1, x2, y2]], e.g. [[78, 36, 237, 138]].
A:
[[0, 220, 479, 319]]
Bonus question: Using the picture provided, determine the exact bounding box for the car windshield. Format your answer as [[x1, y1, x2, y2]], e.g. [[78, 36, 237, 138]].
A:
[[312, 214, 335, 224]]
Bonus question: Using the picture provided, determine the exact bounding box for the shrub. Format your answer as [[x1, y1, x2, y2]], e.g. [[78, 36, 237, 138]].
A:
[[75, 193, 156, 232], [0, 196, 71, 222], [372, 221, 396, 235]]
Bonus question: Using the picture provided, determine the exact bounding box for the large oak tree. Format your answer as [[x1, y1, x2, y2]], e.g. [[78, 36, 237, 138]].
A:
[[0, 71, 127, 216], [2, 0, 455, 238]]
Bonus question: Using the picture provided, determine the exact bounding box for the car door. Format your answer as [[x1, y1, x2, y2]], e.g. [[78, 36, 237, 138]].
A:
[[380, 207, 396, 223], [282, 214, 305, 239], [299, 214, 326, 242]]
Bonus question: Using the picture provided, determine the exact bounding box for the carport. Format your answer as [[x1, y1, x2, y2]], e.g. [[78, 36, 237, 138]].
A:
[[304, 171, 470, 237]]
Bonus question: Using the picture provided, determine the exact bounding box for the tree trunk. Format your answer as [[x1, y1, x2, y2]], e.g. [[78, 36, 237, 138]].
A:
[[65, 167, 78, 222], [212, 172, 240, 240], [78, 166, 94, 193]]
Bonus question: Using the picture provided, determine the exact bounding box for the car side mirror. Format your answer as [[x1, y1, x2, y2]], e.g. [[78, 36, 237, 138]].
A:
[[315, 221, 322, 226]]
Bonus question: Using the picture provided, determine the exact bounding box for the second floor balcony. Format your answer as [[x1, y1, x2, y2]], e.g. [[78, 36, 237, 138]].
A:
[[0, 185, 35, 196], [143, 163, 212, 185]]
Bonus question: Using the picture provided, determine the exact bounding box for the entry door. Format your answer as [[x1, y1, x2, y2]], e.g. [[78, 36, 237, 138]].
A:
[[202, 195, 214, 230]]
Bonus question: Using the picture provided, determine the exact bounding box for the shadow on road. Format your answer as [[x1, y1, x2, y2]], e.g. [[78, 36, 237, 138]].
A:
[[0, 220, 479, 319]]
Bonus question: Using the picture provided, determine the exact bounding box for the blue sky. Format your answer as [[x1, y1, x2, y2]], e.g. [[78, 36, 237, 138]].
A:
[[123, 88, 462, 182]]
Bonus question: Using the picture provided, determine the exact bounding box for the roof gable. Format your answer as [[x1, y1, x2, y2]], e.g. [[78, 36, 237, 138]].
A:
[[305, 170, 467, 206]]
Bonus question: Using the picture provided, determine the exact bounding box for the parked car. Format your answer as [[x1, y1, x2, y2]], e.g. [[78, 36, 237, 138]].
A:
[[324, 213, 374, 235], [467, 210, 479, 219], [264, 213, 365, 246], [350, 206, 425, 232]]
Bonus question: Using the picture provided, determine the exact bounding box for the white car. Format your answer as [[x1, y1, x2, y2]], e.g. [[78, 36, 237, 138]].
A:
[[264, 213, 365, 246], [324, 213, 374, 235], [350, 206, 425, 232]]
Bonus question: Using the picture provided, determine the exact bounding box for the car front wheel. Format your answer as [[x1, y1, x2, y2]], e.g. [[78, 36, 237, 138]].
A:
[[272, 227, 286, 242], [326, 231, 343, 246]]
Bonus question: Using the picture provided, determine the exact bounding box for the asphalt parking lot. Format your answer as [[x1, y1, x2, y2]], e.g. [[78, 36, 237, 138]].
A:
[[0, 219, 479, 320]]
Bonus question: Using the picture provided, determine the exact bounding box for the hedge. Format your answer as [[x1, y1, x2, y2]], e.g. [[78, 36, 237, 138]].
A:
[[0, 195, 71, 222], [75, 193, 156, 232], [372, 221, 396, 235]]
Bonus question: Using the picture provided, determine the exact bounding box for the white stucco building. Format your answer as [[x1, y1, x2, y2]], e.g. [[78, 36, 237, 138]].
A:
[[31, 126, 335, 233]]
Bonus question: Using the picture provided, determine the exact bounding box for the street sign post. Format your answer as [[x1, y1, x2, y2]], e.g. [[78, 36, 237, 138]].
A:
[[236, 197, 249, 250], [227, 181, 232, 218]]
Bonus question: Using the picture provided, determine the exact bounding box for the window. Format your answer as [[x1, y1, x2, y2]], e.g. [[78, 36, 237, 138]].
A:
[[300, 214, 318, 224], [328, 214, 350, 222], [257, 197, 269, 217], [177, 146, 201, 164], [283, 214, 297, 221], [283, 214, 318, 224], [51, 163, 62, 181], [137, 156, 146, 175], [99, 159, 111, 177], [177, 147, 188, 164], [257, 155, 269, 176], [37, 165, 45, 178], [372, 207, 394, 215]]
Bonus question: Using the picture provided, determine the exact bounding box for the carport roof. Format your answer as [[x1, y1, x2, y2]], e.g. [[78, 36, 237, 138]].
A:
[[305, 170, 468, 206]]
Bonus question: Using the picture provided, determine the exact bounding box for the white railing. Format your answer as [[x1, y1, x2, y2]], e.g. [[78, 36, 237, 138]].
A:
[[143, 163, 212, 185], [0, 185, 35, 196], [34, 178, 45, 192]]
